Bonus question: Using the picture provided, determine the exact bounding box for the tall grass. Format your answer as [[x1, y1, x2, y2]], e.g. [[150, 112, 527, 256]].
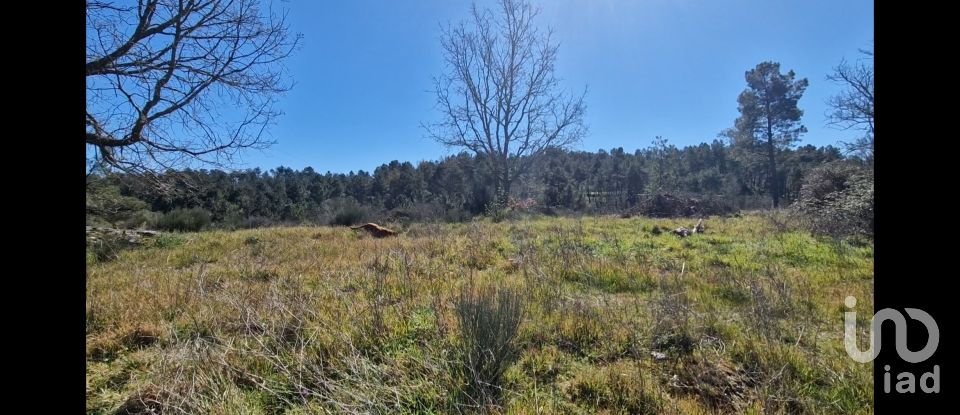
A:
[[455, 283, 525, 409], [87, 215, 874, 414]]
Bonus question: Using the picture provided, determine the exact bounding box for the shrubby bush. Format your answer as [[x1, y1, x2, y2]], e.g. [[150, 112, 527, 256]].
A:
[[319, 197, 368, 226], [792, 162, 873, 239], [330, 206, 365, 226], [151, 208, 212, 232]]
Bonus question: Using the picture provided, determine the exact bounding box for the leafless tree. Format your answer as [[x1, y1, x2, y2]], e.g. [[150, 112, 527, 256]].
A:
[[86, 0, 301, 178], [826, 48, 873, 161], [424, 0, 587, 207]]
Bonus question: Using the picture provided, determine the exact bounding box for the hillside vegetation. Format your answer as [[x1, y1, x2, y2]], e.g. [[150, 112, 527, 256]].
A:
[[87, 215, 873, 414]]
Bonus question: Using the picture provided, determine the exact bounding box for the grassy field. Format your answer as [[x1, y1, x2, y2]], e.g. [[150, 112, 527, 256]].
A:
[[86, 214, 873, 414]]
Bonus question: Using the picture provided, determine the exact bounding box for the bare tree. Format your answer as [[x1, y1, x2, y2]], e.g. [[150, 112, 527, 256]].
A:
[[424, 0, 586, 208], [86, 0, 301, 177], [826, 48, 874, 161]]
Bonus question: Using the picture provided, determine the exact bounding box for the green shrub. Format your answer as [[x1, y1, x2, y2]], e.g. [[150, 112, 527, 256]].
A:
[[243, 216, 274, 229], [330, 206, 365, 226], [152, 208, 212, 232]]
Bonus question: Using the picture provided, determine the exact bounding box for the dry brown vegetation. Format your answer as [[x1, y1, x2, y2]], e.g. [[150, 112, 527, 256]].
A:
[[87, 215, 873, 414]]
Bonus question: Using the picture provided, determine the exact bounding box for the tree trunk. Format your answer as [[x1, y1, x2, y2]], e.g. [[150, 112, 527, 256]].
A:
[[498, 163, 512, 207], [766, 124, 779, 208]]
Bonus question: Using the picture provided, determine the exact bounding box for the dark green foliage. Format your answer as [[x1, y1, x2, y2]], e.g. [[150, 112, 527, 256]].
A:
[[330, 206, 365, 226], [632, 193, 736, 218], [152, 208, 212, 232], [242, 216, 274, 229], [88, 140, 850, 229], [86, 179, 149, 227], [728, 61, 809, 208]]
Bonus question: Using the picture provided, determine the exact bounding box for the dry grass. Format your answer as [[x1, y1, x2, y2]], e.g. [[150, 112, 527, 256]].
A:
[[87, 215, 873, 414]]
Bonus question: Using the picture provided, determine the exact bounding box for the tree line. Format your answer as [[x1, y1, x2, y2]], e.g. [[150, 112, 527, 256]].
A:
[[87, 139, 856, 230], [86, 0, 873, 236]]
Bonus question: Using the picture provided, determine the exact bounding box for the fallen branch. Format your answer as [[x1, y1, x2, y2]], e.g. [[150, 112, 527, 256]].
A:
[[86, 226, 161, 237], [673, 218, 705, 238]]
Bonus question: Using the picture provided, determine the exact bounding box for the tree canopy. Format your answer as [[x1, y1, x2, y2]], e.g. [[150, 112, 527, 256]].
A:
[[425, 0, 586, 208]]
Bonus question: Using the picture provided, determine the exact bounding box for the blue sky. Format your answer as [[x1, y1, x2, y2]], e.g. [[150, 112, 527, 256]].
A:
[[241, 0, 873, 174]]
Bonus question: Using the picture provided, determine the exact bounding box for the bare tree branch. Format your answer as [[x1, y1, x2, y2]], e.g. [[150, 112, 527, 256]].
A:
[[86, 0, 301, 179], [423, 0, 587, 206], [826, 47, 873, 160]]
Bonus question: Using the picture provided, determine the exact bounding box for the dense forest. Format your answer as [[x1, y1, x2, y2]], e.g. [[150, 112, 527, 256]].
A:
[[87, 138, 866, 231]]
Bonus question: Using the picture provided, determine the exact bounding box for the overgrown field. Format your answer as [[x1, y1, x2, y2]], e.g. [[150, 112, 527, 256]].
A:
[[86, 215, 873, 414]]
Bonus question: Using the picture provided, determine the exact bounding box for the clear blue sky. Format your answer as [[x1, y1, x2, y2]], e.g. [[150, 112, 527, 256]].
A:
[[239, 0, 873, 174]]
